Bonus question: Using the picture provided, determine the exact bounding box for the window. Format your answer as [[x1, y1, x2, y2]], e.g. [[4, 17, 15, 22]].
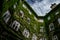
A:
[[23, 4, 27, 8], [32, 34, 37, 40], [38, 19, 44, 22], [13, 2, 17, 9], [58, 18, 60, 24], [22, 4, 32, 15], [3, 10, 11, 23], [27, 9, 32, 15], [48, 16, 50, 20], [55, 11, 59, 15], [40, 27, 44, 32], [11, 20, 20, 31], [49, 23, 54, 31], [22, 28, 30, 38], [20, 10, 24, 18], [52, 35, 58, 40], [40, 38, 42, 40], [40, 37, 47, 40], [27, 18, 30, 24]]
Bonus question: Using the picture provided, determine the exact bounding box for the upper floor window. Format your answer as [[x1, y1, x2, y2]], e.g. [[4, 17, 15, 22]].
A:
[[58, 18, 60, 24], [40, 26, 44, 32], [20, 10, 24, 18], [49, 23, 54, 31], [27, 17, 31, 24], [47, 16, 51, 20]]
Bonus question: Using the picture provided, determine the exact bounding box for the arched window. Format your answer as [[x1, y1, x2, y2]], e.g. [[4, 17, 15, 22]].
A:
[[49, 23, 54, 31], [52, 35, 58, 40], [20, 10, 24, 18]]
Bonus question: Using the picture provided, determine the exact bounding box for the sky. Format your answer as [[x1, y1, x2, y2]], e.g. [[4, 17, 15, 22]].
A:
[[26, 0, 60, 16]]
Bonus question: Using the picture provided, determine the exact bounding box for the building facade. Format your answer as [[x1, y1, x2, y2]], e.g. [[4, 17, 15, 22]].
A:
[[0, 0, 60, 40]]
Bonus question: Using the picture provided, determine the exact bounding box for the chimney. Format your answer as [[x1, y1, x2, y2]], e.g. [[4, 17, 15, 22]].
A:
[[50, 3, 57, 9]]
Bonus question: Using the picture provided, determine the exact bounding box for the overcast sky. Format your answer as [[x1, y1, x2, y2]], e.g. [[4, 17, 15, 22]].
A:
[[26, 0, 60, 16]]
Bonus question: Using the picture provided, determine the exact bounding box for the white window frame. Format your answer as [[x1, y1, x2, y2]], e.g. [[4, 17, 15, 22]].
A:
[[49, 23, 54, 31], [58, 18, 60, 24], [3, 10, 11, 23], [11, 20, 20, 31], [48, 16, 50, 20], [32, 34, 37, 40], [20, 10, 24, 18], [52, 35, 58, 40], [27, 18, 30, 24], [55, 11, 59, 15], [40, 26, 44, 32], [13, 2, 17, 9], [22, 28, 30, 38], [40, 37, 47, 40]]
